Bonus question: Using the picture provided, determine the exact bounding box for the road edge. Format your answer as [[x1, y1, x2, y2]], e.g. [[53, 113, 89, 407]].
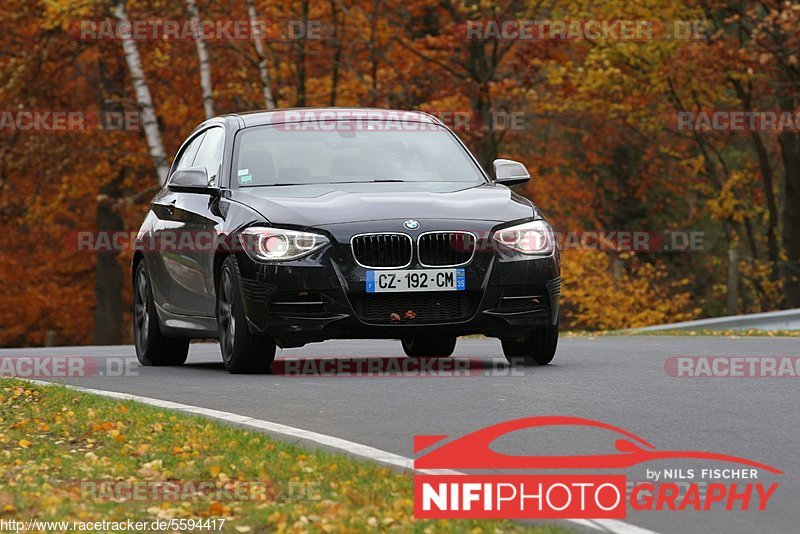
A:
[[23, 378, 658, 534]]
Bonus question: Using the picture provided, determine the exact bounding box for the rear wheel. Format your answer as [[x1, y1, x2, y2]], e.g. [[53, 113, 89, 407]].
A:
[[133, 262, 189, 366], [401, 336, 457, 358], [217, 256, 276, 374], [501, 323, 559, 366]]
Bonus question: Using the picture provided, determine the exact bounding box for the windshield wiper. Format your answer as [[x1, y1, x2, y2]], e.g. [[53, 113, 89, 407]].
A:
[[328, 179, 407, 184], [241, 179, 409, 187], [241, 183, 309, 187]]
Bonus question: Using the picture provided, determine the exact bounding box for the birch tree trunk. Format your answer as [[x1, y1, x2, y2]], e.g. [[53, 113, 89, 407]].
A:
[[186, 0, 215, 119], [294, 0, 308, 106], [328, 0, 342, 106], [112, 1, 169, 185], [246, 0, 276, 109]]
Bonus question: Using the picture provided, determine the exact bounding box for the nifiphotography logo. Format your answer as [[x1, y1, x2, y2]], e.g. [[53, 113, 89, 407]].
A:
[[413, 416, 781, 519]]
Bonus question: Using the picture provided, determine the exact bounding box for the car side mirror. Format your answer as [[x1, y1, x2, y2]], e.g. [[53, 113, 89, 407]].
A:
[[167, 166, 217, 193], [492, 159, 531, 186]]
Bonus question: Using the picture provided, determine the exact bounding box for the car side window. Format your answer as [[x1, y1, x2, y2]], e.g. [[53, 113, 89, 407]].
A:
[[172, 132, 205, 175], [192, 127, 225, 185]]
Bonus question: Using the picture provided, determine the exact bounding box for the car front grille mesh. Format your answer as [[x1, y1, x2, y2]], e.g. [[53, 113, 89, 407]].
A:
[[351, 234, 412, 268], [417, 232, 476, 267]]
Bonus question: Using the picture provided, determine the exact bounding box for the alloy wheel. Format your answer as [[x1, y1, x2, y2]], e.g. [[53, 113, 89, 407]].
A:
[[218, 268, 236, 363], [134, 268, 149, 353]]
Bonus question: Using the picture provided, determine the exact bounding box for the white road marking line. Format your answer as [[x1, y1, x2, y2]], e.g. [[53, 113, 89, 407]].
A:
[[591, 519, 663, 533], [25, 379, 659, 534]]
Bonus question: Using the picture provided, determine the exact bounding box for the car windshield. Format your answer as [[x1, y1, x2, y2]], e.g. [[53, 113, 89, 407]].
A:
[[233, 122, 487, 187]]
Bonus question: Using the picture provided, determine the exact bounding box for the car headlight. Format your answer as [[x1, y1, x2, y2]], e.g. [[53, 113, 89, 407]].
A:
[[492, 220, 554, 255], [240, 227, 329, 261]]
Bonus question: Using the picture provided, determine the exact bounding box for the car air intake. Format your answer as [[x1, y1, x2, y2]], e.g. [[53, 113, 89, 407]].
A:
[[351, 233, 412, 268], [355, 292, 476, 323], [497, 287, 548, 312], [270, 292, 327, 316], [418, 232, 476, 267]]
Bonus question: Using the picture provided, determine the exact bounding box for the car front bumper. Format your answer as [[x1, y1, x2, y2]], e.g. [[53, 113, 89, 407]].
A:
[[232, 220, 560, 347]]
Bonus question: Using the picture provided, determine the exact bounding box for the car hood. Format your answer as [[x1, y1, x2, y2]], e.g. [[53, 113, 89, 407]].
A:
[[226, 181, 537, 227]]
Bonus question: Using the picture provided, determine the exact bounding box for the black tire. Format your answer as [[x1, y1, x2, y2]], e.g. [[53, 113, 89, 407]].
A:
[[501, 323, 559, 366], [133, 262, 189, 366], [401, 336, 457, 358], [217, 256, 276, 374]]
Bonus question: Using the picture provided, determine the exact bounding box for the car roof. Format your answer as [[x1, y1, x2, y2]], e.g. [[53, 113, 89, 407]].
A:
[[217, 107, 445, 129]]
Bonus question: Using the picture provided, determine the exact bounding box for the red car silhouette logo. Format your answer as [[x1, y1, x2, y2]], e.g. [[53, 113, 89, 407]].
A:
[[414, 416, 782, 473]]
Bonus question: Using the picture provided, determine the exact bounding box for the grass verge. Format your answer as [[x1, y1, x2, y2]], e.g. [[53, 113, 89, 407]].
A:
[[0, 378, 566, 533]]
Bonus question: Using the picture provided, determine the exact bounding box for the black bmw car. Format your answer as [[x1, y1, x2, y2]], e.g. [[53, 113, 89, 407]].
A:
[[132, 108, 561, 373]]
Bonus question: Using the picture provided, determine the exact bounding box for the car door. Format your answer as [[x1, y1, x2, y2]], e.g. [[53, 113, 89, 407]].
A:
[[178, 126, 226, 316], [149, 131, 205, 315], [153, 127, 224, 317]]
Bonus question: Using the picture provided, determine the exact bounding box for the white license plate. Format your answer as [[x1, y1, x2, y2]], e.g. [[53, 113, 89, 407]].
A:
[[366, 268, 465, 293]]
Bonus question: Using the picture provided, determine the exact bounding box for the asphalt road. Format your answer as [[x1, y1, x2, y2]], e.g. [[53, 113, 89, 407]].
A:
[[2, 336, 798, 534]]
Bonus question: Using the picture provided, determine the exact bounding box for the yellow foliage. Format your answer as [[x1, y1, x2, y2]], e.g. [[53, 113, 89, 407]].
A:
[[561, 250, 699, 330], [739, 259, 784, 312], [707, 171, 757, 223]]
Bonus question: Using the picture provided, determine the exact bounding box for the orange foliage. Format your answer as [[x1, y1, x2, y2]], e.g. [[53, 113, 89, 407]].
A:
[[1, 0, 797, 345]]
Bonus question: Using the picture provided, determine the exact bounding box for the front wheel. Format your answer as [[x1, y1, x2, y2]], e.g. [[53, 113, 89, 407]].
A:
[[217, 256, 276, 374], [501, 323, 559, 366], [401, 336, 457, 358], [133, 262, 189, 366]]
